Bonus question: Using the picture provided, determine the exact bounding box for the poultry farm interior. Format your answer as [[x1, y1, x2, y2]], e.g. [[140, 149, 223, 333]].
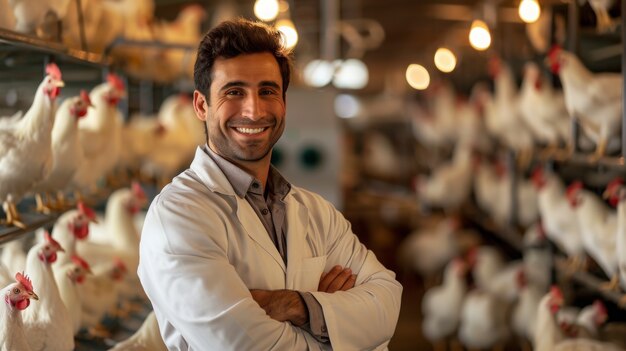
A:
[[2, 0, 626, 350]]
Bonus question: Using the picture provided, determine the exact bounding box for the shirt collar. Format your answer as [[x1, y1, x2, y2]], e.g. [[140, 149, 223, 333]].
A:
[[203, 145, 291, 199]]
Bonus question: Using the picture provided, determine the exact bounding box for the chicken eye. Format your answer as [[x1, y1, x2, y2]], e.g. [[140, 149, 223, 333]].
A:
[[13, 288, 20, 294]]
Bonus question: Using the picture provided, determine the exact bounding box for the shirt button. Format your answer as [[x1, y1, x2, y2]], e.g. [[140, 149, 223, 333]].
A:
[[262, 209, 269, 215], [321, 325, 327, 333], [252, 183, 259, 188]]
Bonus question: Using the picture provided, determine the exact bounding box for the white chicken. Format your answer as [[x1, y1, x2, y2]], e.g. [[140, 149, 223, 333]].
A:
[[72, 74, 126, 195], [532, 167, 585, 268], [472, 155, 502, 217], [79, 258, 127, 334], [534, 286, 566, 351], [415, 143, 473, 212], [50, 202, 97, 268], [22, 231, 74, 351], [30, 91, 92, 212], [469, 246, 505, 292], [512, 269, 545, 346], [400, 217, 460, 277], [481, 57, 534, 163], [0, 63, 64, 228], [0, 272, 39, 351], [547, 46, 622, 157], [53, 255, 92, 336], [152, 4, 206, 82], [458, 289, 510, 350], [523, 222, 553, 291], [602, 178, 626, 294], [143, 94, 203, 186], [567, 181, 618, 286], [77, 183, 147, 299], [108, 311, 167, 351], [421, 258, 467, 349], [519, 61, 570, 149], [8, 0, 72, 34]]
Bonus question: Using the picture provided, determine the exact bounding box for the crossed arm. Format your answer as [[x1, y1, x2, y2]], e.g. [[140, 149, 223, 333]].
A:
[[250, 265, 356, 327]]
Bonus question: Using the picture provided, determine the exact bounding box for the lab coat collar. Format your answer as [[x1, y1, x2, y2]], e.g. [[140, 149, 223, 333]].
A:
[[190, 146, 308, 276]]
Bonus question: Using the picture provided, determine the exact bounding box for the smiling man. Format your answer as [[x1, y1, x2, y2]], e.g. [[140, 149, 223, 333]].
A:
[[138, 19, 402, 351]]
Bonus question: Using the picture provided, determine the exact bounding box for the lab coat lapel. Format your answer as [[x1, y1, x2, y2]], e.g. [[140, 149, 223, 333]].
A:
[[285, 195, 309, 290], [236, 197, 286, 273]]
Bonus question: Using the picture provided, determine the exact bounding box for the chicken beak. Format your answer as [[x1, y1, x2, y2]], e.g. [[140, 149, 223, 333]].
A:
[[602, 189, 611, 200], [55, 80, 65, 88], [58, 246, 66, 253], [30, 291, 39, 301], [90, 217, 99, 224]]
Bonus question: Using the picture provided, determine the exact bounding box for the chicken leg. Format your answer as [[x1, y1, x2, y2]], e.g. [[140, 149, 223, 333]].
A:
[[2, 197, 26, 229], [590, 137, 608, 162], [600, 275, 620, 292], [35, 193, 53, 214]]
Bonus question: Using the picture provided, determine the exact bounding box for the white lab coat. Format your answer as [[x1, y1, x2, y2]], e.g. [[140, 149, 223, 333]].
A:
[[138, 147, 402, 351]]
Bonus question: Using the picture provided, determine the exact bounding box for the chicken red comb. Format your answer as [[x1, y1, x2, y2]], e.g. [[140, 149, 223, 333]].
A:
[[132, 181, 146, 200], [80, 90, 92, 106], [548, 44, 562, 60], [606, 177, 624, 194], [114, 257, 128, 273], [15, 272, 33, 293], [550, 285, 563, 300], [107, 73, 125, 92], [548, 45, 562, 73], [531, 166, 545, 186], [71, 255, 92, 273], [77, 201, 96, 220], [44, 230, 63, 250], [565, 181, 583, 199], [593, 299, 607, 317], [45, 63, 62, 81]]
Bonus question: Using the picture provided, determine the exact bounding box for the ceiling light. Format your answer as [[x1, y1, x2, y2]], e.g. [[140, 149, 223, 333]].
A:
[[276, 19, 298, 49], [434, 47, 457, 73], [303, 60, 334, 87], [406, 64, 430, 90], [333, 59, 369, 90], [334, 94, 361, 118], [254, 0, 279, 21], [469, 20, 491, 51], [519, 0, 541, 23]]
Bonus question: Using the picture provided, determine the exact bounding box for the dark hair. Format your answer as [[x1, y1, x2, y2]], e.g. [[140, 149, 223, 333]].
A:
[[194, 18, 293, 101]]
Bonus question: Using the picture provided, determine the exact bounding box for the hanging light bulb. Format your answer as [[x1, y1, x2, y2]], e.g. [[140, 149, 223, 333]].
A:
[[469, 20, 491, 51], [519, 0, 541, 23], [333, 59, 369, 89], [405, 64, 430, 90], [254, 0, 279, 21], [276, 19, 298, 49], [303, 60, 334, 87], [434, 48, 457, 73]]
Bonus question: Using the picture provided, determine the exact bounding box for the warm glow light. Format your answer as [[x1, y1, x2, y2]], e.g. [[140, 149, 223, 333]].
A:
[[303, 60, 334, 87], [334, 94, 361, 118], [276, 19, 298, 49], [519, 0, 541, 23], [469, 20, 491, 51], [406, 64, 430, 90], [333, 59, 369, 89], [434, 47, 457, 73], [254, 0, 279, 21]]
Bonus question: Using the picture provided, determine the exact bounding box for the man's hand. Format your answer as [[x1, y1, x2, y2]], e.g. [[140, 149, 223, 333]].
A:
[[318, 265, 356, 293], [250, 289, 308, 327]]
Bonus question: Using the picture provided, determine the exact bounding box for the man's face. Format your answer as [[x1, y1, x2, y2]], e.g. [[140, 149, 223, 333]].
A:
[[195, 52, 286, 167]]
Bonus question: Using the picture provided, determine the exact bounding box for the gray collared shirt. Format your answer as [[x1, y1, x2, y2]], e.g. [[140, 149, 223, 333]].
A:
[[204, 145, 329, 342]]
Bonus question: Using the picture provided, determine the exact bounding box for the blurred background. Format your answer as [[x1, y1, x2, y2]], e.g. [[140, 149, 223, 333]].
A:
[[1, 0, 626, 350]]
